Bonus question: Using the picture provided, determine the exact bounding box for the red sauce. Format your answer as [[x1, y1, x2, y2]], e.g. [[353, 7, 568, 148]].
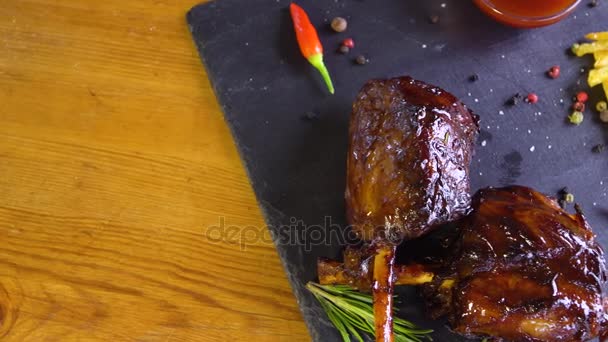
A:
[[474, 0, 581, 28]]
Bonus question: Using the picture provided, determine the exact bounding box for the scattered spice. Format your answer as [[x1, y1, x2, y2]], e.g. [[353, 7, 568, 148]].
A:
[[338, 45, 350, 54], [469, 74, 479, 82], [600, 110, 608, 122], [593, 144, 605, 153], [429, 14, 440, 24], [576, 91, 589, 103], [557, 188, 570, 208], [330, 17, 347, 32], [290, 3, 335, 94], [569, 111, 584, 125], [596, 101, 608, 112], [355, 55, 369, 65], [342, 38, 354, 49], [589, 0, 598, 7], [526, 93, 539, 104], [572, 101, 586, 112], [557, 188, 575, 207], [565, 193, 575, 204], [547, 65, 560, 79], [506, 93, 523, 106]]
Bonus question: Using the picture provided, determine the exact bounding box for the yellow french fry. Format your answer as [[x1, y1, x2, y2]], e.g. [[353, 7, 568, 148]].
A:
[[588, 66, 608, 87], [586, 32, 608, 41], [572, 41, 608, 57], [594, 51, 608, 68]]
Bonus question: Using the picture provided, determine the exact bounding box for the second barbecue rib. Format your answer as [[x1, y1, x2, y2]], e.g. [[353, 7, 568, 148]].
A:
[[322, 186, 608, 341]]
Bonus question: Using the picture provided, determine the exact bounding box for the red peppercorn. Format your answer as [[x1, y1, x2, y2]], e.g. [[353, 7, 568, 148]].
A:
[[576, 91, 589, 103], [527, 93, 539, 104], [342, 38, 354, 49], [547, 65, 560, 79], [572, 101, 585, 112]]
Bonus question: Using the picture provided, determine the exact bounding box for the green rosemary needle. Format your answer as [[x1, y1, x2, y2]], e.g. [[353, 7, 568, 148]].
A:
[[306, 282, 433, 342]]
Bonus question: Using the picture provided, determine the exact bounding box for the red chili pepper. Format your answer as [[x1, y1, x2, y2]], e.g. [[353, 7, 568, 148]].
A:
[[290, 3, 335, 94]]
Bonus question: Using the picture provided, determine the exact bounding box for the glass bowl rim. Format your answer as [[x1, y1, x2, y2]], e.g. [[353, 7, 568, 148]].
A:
[[476, 0, 582, 23]]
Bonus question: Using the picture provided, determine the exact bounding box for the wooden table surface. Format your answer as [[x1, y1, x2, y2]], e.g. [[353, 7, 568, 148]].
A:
[[0, 1, 309, 340]]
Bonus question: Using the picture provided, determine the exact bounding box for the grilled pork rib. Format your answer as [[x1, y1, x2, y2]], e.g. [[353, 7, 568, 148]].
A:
[[345, 77, 479, 341], [322, 75, 607, 342], [322, 186, 608, 341], [424, 186, 608, 342], [346, 76, 479, 243]]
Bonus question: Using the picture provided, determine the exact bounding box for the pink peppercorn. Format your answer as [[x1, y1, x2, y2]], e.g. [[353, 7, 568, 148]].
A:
[[576, 91, 589, 103], [572, 101, 585, 112], [342, 38, 354, 49], [527, 93, 539, 104], [547, 65, 560, 79]]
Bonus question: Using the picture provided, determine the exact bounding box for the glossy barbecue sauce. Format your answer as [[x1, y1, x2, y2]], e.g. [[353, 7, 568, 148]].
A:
[[474, 0, 580, 28], [442, 186, 608, 341]]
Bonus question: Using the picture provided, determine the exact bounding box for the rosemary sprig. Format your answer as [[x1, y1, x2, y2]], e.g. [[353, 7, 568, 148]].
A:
[[306, 282, 433, 342]]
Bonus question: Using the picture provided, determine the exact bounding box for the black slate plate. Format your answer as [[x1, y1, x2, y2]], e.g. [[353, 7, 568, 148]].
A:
[[187, 1, 608, 340]]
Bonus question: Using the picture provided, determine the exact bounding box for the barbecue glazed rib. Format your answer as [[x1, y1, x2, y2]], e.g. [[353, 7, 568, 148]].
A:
[[318, 247, 435, 290], [321, 186, 608, 341], [423, 186, 608, 341], [346, 77, 479, 243], [345, 77, 479, 341]]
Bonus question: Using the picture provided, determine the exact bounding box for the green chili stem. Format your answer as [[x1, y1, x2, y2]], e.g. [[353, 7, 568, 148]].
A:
[[308, 53, 335, 94]]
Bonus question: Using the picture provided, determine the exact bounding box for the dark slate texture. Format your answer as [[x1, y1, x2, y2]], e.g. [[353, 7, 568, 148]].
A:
[[187, 1, 608, 340]]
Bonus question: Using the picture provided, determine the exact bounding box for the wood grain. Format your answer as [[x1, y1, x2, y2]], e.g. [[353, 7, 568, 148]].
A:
[[0, 1, 309, 340]]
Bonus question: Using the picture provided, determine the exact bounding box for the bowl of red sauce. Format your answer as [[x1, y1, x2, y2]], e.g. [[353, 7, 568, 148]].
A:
[[474, 0, 582, 28]]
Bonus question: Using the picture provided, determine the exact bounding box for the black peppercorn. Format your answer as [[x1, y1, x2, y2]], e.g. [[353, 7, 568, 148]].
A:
[[506, 93, 522, 106], [355, 55, 369, 65]]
